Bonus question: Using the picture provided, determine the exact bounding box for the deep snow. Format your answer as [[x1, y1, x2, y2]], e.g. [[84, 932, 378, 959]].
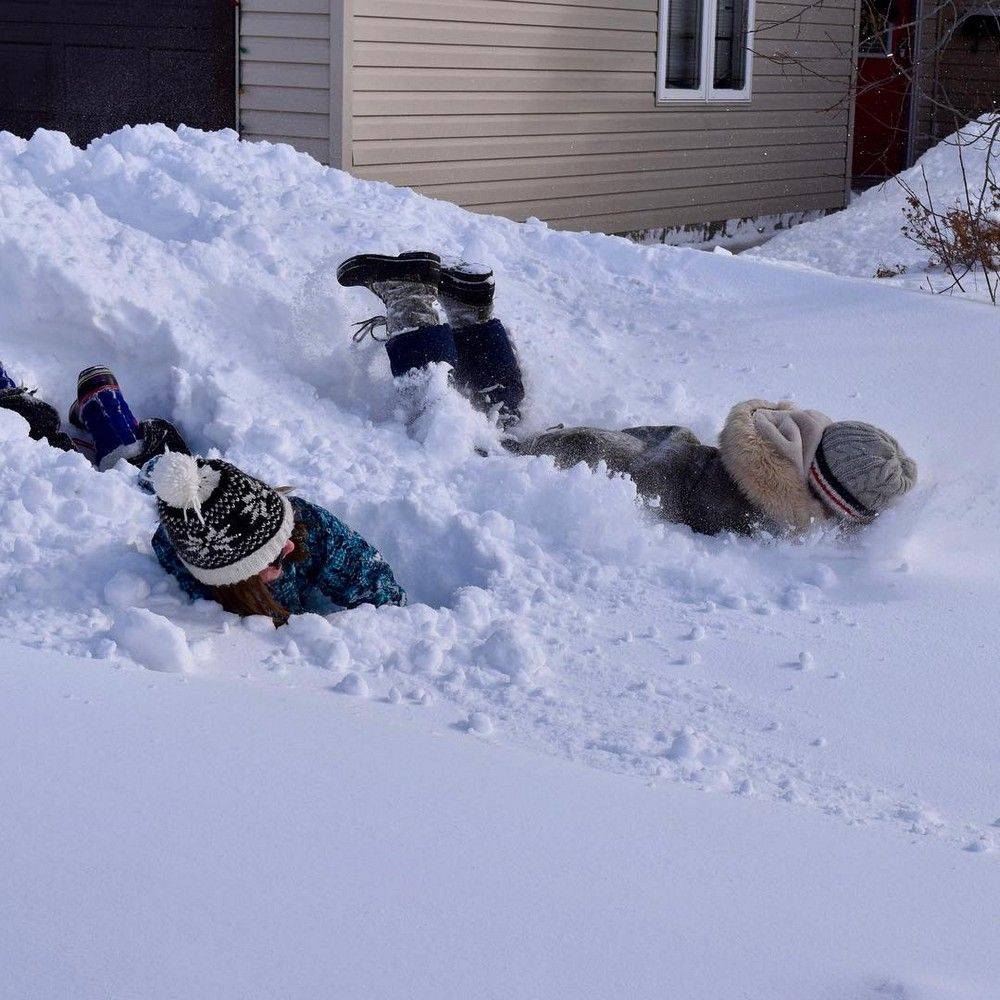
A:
[[0, 124, 999, 995]]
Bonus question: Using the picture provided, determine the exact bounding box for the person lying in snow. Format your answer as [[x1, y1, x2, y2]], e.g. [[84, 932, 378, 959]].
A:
[[0, 361, 189, 470], [339, 251, 918, 537], [1, 358, 404, 623], [148, 451, 406, 625]]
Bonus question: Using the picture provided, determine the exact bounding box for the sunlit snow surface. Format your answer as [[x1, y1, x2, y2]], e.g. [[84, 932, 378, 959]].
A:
[[1, 125, 998, 858]]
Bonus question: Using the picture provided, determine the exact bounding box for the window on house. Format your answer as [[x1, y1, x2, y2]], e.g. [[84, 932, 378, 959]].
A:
[[858, 0, 893, 56], [657, 0, 754, 101]]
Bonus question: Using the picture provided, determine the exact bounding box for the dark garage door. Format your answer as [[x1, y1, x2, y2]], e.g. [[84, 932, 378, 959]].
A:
[[0, 1, 235, 145]]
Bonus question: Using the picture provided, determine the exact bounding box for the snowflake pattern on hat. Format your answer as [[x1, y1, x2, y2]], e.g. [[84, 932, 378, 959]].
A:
[[155, 457, 294, 587]]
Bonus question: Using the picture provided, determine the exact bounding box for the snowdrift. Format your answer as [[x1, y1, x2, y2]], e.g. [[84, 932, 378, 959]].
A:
[[1, 125, 999, 855], [752, 115, 1000, 294]]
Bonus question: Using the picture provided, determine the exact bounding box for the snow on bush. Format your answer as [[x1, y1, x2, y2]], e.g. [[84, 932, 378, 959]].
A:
[[0, 124, 998, 852]]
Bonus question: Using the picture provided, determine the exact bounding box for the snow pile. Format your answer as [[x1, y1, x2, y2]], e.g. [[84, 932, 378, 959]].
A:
[[752, 115, 1000, 292], [1, 125, 999, 857]]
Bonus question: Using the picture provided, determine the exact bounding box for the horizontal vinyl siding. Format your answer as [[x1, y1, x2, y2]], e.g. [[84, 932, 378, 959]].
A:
[[239, 0, 330, 157], [351, 0, 855, 232]]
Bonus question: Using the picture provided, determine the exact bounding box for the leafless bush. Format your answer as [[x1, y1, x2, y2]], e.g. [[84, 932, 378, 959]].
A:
[[874, 262, 907, 278], [897, 123, 1000, 303]]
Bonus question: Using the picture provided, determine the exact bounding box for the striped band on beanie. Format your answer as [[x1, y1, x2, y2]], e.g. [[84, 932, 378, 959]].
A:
[[808, 447, 873, 523]]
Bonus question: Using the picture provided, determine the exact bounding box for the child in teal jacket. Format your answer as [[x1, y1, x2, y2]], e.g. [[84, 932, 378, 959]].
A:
[[149, 451, 405, 624]]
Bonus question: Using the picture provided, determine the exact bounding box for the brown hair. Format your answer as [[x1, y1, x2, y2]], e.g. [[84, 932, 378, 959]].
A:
[[212, 519, 310, 626]]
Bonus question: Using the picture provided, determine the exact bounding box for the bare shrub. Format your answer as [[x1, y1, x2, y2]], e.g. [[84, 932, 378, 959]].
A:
[[897, 124, 1000, 303], [874, 263, 908, 278], [753, 1, 1000, 303]]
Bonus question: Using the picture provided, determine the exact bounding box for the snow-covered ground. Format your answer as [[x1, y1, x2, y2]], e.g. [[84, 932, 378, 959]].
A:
[[3, 644, 999, 1000], [753, 116, 1000, 300], [1, 125, 998, 997]]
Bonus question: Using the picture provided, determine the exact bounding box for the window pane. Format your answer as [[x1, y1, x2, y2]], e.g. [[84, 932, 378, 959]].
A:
[[713, 0, 750, 90], [664, 0, 704, 90], [858, 0, 893, 56]]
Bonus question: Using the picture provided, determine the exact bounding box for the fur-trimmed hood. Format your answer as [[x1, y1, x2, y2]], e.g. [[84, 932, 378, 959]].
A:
[[718, 399, 832, 532]]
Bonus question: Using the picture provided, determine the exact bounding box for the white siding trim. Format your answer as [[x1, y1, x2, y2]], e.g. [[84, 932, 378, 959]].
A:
[[330, 0, 354, 169], [656, 0, 756, 103]]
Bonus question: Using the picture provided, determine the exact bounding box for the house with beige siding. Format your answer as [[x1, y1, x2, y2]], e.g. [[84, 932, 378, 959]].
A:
[[4, 3, 995, 235], [239, 0, 862, 235]]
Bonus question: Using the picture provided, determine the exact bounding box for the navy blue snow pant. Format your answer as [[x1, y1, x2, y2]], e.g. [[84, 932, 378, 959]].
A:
[[384, 319, 525, 424]]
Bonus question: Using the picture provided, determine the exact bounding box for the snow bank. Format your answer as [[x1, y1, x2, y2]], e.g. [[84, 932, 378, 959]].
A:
[[1, 125, 999, 855], [752, 115, 1000, 294]]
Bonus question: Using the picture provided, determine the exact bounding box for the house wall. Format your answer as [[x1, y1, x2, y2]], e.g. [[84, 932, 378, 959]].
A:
[[912, 1, 1000, 159], [239, 0, 334, 165], [240, 0, 859, 234]]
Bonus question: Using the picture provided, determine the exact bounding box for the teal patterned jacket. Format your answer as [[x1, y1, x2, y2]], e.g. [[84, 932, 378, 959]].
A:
[[152, 495, 406, 614]]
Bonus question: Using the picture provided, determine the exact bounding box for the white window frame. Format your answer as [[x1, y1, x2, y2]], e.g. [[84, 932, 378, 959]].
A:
[[656, 0, 756, 103]]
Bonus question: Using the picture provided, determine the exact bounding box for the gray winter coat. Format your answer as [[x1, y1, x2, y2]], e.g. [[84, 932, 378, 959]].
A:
[[514, 400, 834, 537]]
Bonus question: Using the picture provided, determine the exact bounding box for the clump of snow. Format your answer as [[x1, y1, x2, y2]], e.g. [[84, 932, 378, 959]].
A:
[[112, 607, 193, 674], [467, 711, 494, 736], [335, 672, 369, 697], [962, 837, 993, 854], [103, 570, 151, 609], [752, 115, 1000, 296], [473, 623, 545, 686], [325, 638, 351, 673]]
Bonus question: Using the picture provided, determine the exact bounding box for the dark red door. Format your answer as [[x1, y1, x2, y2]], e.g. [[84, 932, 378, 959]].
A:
[[0, 1, 235, 146], [852, 0, 914, 182]]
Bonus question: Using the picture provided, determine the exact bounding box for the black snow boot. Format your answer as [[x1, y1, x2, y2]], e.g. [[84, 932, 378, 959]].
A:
[[338, 251, 444, 341], [438, 257, 495, 329], [437, 260, 523, 428], [134, 418, 191, 468], [0, 385, 75, 452]]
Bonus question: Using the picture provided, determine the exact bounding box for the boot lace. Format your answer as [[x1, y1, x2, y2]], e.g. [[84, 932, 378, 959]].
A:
[[351, 315, 390, 343]]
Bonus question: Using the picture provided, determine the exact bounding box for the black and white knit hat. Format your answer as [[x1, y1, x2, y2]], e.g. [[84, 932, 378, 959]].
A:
[[151, 451, 294, 586], [809, 421, 918, 524]]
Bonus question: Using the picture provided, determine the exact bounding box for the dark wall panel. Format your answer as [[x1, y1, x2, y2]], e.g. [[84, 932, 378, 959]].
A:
[[0, 1, 236, 144]]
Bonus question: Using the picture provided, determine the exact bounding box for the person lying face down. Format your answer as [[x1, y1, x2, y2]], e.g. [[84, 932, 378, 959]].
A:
[[149, 451, 405, 625], [335, 252, 918, 539], [514, 401, 918, 537]]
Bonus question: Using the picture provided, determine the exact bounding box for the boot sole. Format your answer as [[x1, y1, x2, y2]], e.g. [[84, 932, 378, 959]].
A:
[[337, 251, 441, 288]]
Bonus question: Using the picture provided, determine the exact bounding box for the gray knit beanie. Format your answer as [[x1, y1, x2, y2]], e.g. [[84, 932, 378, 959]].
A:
[[809, 421, 918, 523]]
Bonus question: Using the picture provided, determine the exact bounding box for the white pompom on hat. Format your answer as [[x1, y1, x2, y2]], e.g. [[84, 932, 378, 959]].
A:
[[150, 450, 221, 521]]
